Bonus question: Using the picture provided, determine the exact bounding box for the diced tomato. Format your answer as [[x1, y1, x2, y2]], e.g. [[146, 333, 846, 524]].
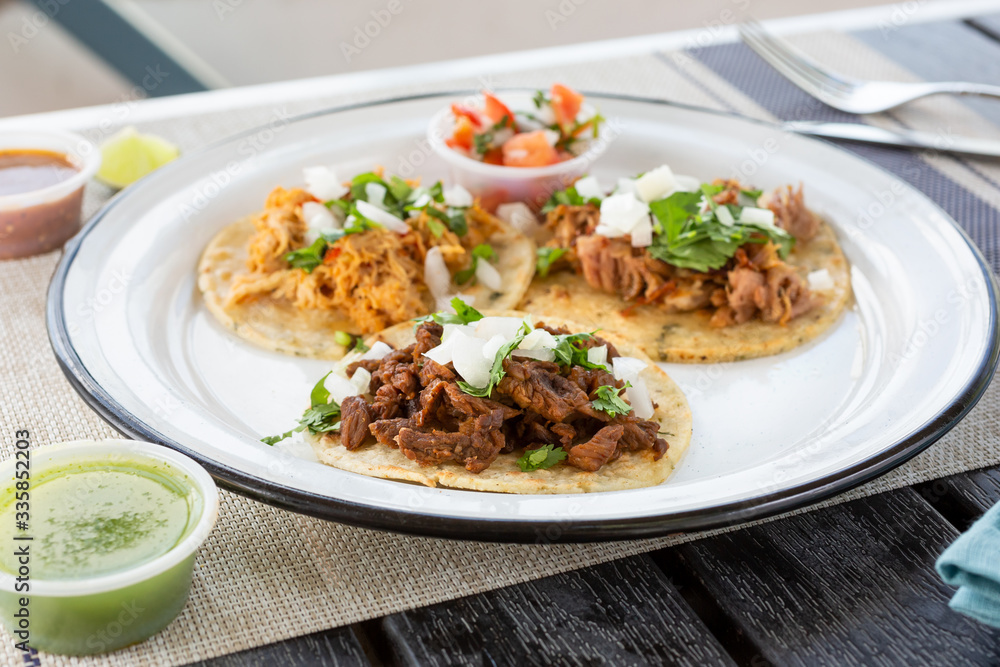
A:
[[451, 103, 483, 128], [482, 147, 504, 165], [501, 130, 560, 167], [550, 83, 583, 132], [322, 245, 342, 264], [483, 91, 516, 130], [446, 116, 476, 151]]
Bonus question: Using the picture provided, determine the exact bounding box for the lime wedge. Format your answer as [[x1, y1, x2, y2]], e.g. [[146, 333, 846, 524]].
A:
[[97, 127, 180, 189]]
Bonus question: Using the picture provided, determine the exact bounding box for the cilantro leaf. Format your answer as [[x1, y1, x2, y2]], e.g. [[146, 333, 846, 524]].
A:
[[458, 320, 531, 397], [310, 371, 332, 406], [349, 172, 391, 203], [261, 430, 296, 446], [551, 332, 606, 370], [540, 184, 601, 214], [536, 246, 567, 278], [388, 175, 413, 202], [427, 218, 446, 238], [591, 383, 632, 418], [532, 89, 549, 109], [647, 189, 792, 273], [447, 210, 468, 236], [741, 188, 763, 201], [517, 444, 567, 472], [454, 243, 496, 285], [284, 238, 328, 273], [415, 297, 485, 326], [262, 372, 344, 445]]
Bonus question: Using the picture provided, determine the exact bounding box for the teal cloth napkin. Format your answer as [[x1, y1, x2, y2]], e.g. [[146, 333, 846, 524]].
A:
[[937, 503, 1000, 627]]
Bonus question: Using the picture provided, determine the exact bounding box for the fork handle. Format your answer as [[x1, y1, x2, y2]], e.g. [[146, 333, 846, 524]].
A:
[[924, 81, 1000, 101]]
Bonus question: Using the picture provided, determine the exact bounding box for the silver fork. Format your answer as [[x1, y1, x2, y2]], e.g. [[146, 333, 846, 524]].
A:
[[738, 19, 1000, 114]]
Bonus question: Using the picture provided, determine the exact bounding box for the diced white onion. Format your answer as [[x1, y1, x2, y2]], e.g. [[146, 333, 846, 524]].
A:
[[512, 347, 556, 362], [474, 317, 525, 341], [325, 372, 360, 405], [808, 268, 835, 291], [481, 334, 506, 361], [615, 178, 638, 195], [630, 216, 653, 247], [410, 192, 431, 208], [625, 381, 655, 420], [518, 328, 557, 351], [362, 341, 393, 361], [355, 200, 410, 234], [475, 259, 502, 291], [350, 368, 371, 394], [612, 356, 648, 381], [587, 345, 608, 367], [303, 166, 348, 201], [543, 129, 560, 146], [599, 193, 651, 236], [635, 165, 678, 203], [493, 128, 515, 145], [740, 207, 776, 226], [443, 184, 474, 208], [365, 182, 388, 209], [594, 223, 623, 238], [495, 202, 538, 235], [715, 205, 735, 226], [450, 332, 492, 388], [424, 247, 451, 300], [674, 175, 701, 192], [574, 175, 604, 200]]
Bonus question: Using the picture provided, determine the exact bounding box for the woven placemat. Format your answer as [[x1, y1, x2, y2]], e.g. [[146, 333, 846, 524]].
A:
[[3, 31, 1000, 666]]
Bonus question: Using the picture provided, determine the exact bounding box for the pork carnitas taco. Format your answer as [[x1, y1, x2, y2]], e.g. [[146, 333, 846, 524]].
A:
[[198, 168, 535, 359], [518, 166, 851, 362], [265, 298, 691, 494]]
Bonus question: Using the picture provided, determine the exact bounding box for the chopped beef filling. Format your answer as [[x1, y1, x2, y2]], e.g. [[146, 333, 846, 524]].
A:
[[540, 180, 822, 327], [326, 322, 669, 473]]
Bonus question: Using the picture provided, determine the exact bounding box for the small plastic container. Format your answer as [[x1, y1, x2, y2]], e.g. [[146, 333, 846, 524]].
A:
[[428, 91, 608, 211], [0, 440, 218, 655], [0, 130, 101, 259]]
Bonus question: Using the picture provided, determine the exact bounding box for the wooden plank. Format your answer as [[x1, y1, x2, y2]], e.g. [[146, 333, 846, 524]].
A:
[[917, 466, 1000, 531], [380, 555, 735, 667], [666, 489, 1000, 666], [188, 626, 371, 667]]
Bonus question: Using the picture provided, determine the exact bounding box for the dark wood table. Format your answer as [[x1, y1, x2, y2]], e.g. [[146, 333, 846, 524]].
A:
[[86, 9, 993, 666]]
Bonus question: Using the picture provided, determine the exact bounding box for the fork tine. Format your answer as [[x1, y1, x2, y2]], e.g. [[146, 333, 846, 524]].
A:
[[737, 23, 838, 101], [741, 19, 854, 92], [738, 21, 838, 92]]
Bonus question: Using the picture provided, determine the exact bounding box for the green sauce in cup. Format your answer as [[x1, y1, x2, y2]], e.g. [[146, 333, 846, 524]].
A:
[[0, 463, 198, 580], [0, 441, 218, 655]]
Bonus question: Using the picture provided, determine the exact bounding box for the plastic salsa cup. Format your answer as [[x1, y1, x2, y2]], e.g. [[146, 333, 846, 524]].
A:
[[0, 440, 218, 655], [427, 90, 608, 212], [0, 130, 100, 260]]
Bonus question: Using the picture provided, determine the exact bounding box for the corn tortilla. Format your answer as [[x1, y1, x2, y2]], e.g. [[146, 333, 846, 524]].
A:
[[198, 217, 536, 360], [307, 314, 692, 494], [518, 221, 851, 363]]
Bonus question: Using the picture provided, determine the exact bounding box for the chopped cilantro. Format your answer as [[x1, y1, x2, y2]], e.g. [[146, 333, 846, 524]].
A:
[[741, 188, 763, 201], [388, 175, 413, 202], [284, 238, 328, 273], [415, 297, 485, 326], [647, 189, 793, 273], [454, 243, 496, 285], [536, 246, 567, 278], [427, 218, 446, 238], [353, 337, 370, 353], [551, 332, 606, 370], [531, 90, 549, 109], [262, 373, 342, 445], [517, 444, 567, 472], [540, 184, 601, 214], [591, 383, 632, 418], [458, 320, 531, 397], [325, 198, 350, 216]]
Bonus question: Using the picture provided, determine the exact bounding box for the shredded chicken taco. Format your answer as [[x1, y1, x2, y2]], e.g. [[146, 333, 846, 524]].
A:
[[198, 168, 535, 359], [519, 166, 851, 362], [265, 299, 691, 494]]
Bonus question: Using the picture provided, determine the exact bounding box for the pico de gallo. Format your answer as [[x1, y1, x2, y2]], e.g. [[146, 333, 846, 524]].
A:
[[444, 84, 604, 168]]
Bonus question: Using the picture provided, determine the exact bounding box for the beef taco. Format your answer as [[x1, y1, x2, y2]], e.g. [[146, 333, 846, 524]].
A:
[[198, 168, 535, 360], [265, 299, 692, 494], [519, 166, 851, 362]]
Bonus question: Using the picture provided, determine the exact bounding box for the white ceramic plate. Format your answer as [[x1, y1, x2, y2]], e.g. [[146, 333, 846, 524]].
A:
[[48, 93, 999, 541]]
